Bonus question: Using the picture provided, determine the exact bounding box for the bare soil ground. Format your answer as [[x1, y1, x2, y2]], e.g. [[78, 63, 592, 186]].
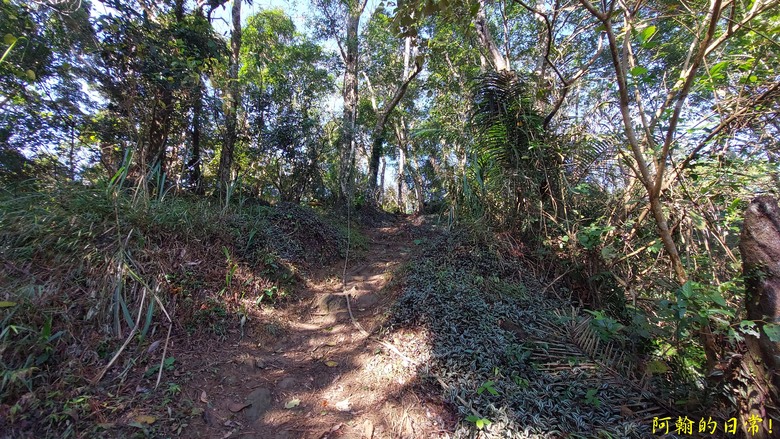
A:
[[175, 217, 457, 439]]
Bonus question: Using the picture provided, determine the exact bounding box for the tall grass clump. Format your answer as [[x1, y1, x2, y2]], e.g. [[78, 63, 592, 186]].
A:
[[0, 176, 352, 435]]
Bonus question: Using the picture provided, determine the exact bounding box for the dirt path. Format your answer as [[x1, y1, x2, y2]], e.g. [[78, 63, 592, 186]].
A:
[[180, 217, 455, 439]]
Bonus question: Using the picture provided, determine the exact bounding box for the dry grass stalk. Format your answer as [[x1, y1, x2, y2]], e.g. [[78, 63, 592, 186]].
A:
[[92, 287, 146, 385]]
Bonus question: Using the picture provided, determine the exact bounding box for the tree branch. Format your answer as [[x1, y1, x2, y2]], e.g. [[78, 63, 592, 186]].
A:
[[512, 0, 565, 83], [543, 33, 604, 128], [674, 81, 780, 177], [652, 0, 723, 199], [360, 71, 378, 112]]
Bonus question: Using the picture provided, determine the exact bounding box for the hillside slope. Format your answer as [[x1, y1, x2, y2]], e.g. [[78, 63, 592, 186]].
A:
[[2, 184, 681, 438]]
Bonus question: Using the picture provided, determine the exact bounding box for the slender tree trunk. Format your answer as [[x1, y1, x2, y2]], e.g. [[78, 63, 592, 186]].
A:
[[147, 88, 173, 176], [409, 160, 424, 214], [147, 102, 171, 176], [173, 0, 187, 191], [146, 0, 188, 180], [338, 6, 363, 202], [379, 156, 385, 205], [394, 117, 424, 213], [578, 0, 733, 370], [174, 0, 184, 20], [532, 1, 548, 78], [397, 127, 405, 212], [368, 135, 385, 198], [367, 38, 421, 200], [69, 125, 76, 180], [218, 0, 242, 192], [188, 76, 204, 194]]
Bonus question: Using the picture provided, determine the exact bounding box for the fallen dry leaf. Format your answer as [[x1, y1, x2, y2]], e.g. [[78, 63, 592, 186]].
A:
[[228, 401, 251, 413], [284, 398, 301, 409], [334, 398, 351, 412], [134, 415, 156, 425], [146, 340, 161, 355], [363, 419, 374, 438], [200, 390, 208, 403], [324, 360, 338, 367]]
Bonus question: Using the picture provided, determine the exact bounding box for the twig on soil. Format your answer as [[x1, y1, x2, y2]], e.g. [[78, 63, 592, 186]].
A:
[[345, 292, 370, 337], [155, 322, 172, 390], [151, 288, 174, 390]]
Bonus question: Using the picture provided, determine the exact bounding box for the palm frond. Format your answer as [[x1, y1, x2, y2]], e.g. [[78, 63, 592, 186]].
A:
[[522, 308, 677, 422], [470, 70, 545, 171], [566, 135, 622, 183]]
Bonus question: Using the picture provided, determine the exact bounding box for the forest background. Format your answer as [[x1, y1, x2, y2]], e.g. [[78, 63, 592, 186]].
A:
[[1, 0, 779, 437]]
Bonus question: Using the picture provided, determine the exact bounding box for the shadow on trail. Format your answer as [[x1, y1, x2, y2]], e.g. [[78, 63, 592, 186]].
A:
[[384, 224, 659, 438], [180, 216, 455, 439]]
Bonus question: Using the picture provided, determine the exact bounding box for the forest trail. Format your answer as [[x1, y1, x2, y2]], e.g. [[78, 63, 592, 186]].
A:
[[180, 216, 455, 439]]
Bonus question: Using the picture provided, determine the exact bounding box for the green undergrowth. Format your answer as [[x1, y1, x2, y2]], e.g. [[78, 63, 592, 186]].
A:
[[0, 180, 357, 437], [390, 227, 660, 438]]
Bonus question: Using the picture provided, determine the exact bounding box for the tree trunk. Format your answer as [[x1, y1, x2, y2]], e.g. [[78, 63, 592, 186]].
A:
[[368, 132, 385, 198], [174, 0, 184, 20], [738, 195, 780, 439], [397, 140, 405, 212], [379, 156, 385, 205], [409, 160, 424, 214], [218, 0, 242, 192], [188, 76, 204, 194], [147, 87, 173, 176], [578, 0, 727, 369], [367, 37, 421, 202], [394, 116, 423, 214], [393, 117, 413, 214], [338, 7, 362, 203], [68, 125, 76, 180], [475, 0, 509, 72]]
